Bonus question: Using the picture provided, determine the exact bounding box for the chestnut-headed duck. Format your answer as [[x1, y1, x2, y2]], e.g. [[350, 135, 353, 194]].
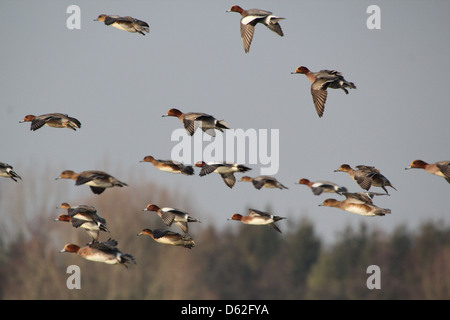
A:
[[56, 203, 110, 241], [226, 5, 284, 53], [335, 164, 396, 195], [229, 208, 286, 233], [56, 170, 128, 194], [406, 160, 450, 183], [163, 108, 229, 137], [296, 178, 347, 196], [240, 175, 288, 190], [140, 155, 194, 176], [319, 192, 391, 217], [94, 14, 149, 35], [291, 66, 356, 118], [60, 239, 136, 267], [195, 161, 251, 188], [19, 113, 81, 131], [143, 204, 201, 234], [138, 228, 195, 249], [0, 162, 22, 182]]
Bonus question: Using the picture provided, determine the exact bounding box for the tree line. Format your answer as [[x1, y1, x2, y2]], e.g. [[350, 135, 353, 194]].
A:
[[0, 176, 449, 300]]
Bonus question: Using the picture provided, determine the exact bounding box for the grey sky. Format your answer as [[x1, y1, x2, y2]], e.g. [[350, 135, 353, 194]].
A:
[[1, 1, 449, 243]]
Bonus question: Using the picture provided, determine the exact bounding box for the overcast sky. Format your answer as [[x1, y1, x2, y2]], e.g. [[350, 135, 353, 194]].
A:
[[1, 1, 449, 243]]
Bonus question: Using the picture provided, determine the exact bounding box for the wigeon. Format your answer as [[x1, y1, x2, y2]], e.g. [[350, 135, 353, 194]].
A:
[[138, 228, 195, 249], [240, 175, 288, 190], [56, 170, 128, 194], [0, 162, 22, 182], [226, 5, 284, 53], [291, 66, 356, 118], [55, 203, 110, 241], [60, 239, 136, 267], [140, 155, 194, 176], [296, 178, 347, 196], [195, 161, 251, 188], [19, 113, 81, 131], [143, 204, 201, 234], [94, 14, 149, 35], [335, 164, 397, 195], [406, 160, 450, 183], [319, 192, 391, 217], [229, 208, 286, 233], [163, 108, 229, 137]]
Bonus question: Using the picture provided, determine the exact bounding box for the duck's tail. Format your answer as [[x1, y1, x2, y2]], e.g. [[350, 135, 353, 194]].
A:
[[216, 120, 229, 130], [8, 169, 22, 182], [341, 80, 356, 94], [375, 208, 391, 216], [237, 165, 252, 173], [99, 223, 110, 233], [336, 186, 348, 195], [187, 217, 201, 223], [120, 253, 137, 267], [182, 237, 196, 249], [182, 165, 195, 176], [114, 180, 128, 187], [273, 216, 287, 222]]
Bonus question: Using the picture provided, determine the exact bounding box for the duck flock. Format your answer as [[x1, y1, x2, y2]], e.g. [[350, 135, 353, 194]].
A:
[[2, 5, 449, 268]]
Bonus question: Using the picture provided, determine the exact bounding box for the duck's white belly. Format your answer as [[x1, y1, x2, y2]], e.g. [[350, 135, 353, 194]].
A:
[[85, 180, 112, 188], [245, 217, 271, 225], [345, 204, 375, 216]]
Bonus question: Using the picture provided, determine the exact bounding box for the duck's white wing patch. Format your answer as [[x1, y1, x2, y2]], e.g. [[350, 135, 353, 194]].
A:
[[241, 16, 261, 25]]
